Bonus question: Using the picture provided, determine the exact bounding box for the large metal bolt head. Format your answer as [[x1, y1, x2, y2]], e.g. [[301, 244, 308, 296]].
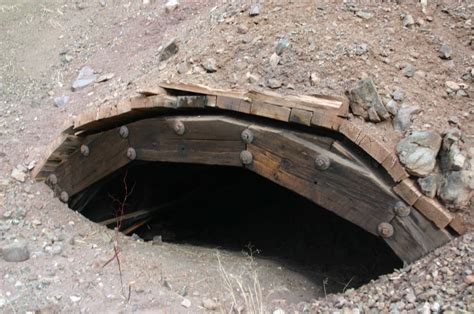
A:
[[119, 126, 129, 139], [378, 222, 394, 238], [240, 150, 253, 165], [80, 144, 90, 157], [127, 147, 137, 160], [241, 129, 254, 144], [59, 191, 69, 203], [173, 121, 185, 135], [48, 174, 58, 185], [314, 155, 330, 170], [394, 201, 411, 217]]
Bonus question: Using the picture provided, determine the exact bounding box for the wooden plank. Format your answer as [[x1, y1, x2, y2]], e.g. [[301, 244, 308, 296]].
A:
[[339, 120, 364, 144], [393, 179, 422, 206], [33, 126, 80, 180], [136, 86, 167, 96], [310, 113, 343, 130], [159, 81, 246, 98], [330, 140, 366, 167], [206, 95, 217, 108], [385, 209, 452, 264], [216, 96, 251, 114], [289, 108, 313, 126], [53, 128, 130, 196], [413, 196, 453, 229], [176, 95, 207, 108], [381, 153, 410, 182], [449, 215, 467, 235], [357, 133, 391, 164], [247, 125, 399, 235], [250, 101, 291, 122]]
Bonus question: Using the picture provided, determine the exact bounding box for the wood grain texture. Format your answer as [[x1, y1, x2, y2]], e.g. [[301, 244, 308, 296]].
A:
[[53, 128, 130, 196], [414, 196, 453, 229], [449, 215, 467, 235], [216, 95, 251, 113], [393, 179, 422, 206], [250, 101, 291, 122], [289, 108, 313, 126]]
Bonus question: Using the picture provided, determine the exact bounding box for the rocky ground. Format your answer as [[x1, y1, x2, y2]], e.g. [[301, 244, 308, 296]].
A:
[[0, 0, 473, 313]]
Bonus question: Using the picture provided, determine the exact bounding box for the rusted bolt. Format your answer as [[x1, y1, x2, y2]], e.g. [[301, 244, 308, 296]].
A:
[[240, 150, 253, 165], [127, 147, 137, 160], [119, 126, 129, 139], [314, 155, 330, 170], [59, 191, 69, 203], [241, 129, 254, 144], [80, 144, 90, 157], [378, 222, 394, 238], [48, 174, 58, 185], [394, 201, 411, 217], [173, 121, 185, 135]]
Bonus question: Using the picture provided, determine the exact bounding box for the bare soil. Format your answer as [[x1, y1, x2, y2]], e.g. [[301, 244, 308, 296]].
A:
[[0, 0, 473, 313]]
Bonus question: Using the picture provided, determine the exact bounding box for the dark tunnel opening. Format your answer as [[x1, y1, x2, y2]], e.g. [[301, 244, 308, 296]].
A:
[[70, 161, 403, 293]]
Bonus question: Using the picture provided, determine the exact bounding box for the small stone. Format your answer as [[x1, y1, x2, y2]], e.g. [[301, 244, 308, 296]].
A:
[[164, 0, 179, 13], [72, 66, 97, 91], [177, 62, 188, 74], [465, 275, 474, 285], [202, 58, 217, 73], [269, 53, 280, 68], [1, 241, 30, 262], [275, 37, 290, 56], [445, 81, 460, 91], [267, 78, 282, 89], [202, 298, 219, 310], [392, 89, 405, 101], [70, 295, 81, 303], [54, 95, 70, 108], [438, 171, 472, 209], [417, 175, 439, 198], [355, 43, 369, 56], [356, 10, 373, 20], [273, 309, 285, 314], [448, 116, 460, 125], [406, 292, 416, 303], [181, 298, 191, 308], [439, 43, 453, 59], [456, 89, 468, 97], [11, 168, 26, 182], [402, 14, 415, 27], [96, 73, 114, 83], [237, 24, 248, 34], [385, 99, 399, 116], [249, 3, 260, 16], [402, 64, 416, 77], [246, 72, 260, 84], [159, 38, 179, 62], [310, 72, 320, 86], [347, 78, 390, 122], [393, 104, 421, 132]]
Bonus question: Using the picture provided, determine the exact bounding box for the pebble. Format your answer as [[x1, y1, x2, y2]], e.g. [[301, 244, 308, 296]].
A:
[[266, 78, 282, 89], [273, 309, 285, 314], [391, 89, 405, 101], [181, 298, 191, 308], [275, 37, 290, 56], [202, 298, 219, 310], [70, 295, 81, 303], [402, 14, 415, 27], [72, 66, 97, 91], [445, 81, 460, 91], [96, 73, 114, 83], [1, 241, 30, 262], [202, 58, 217, 73], [439, 43, 453, 59], [385, 99, 399, 116], [237, 24, 248, 34], [249, 3, 260, 16], [11, 167, 26, 182], [355, 43, 369, 56], [402, 64, 416, 77], [356, 11, 373, 20], [159, 38, 179, 62], [164, 0, 179, 13], [269, 53, 280, 68], [53, 95, 70, 108]]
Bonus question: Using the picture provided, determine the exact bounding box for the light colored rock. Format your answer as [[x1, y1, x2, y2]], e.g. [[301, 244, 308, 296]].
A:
[[439, 43, 453, 59], [402, 14, 415, 27], [164, 0, 179, 13], [347, 78, 390, 122], [181, 298, 191, 308], [396, 130, 442, 177], [402, 64, 416, 77], [267, 78, 282, 89], [393, 104, 421, 132], [96, 73, 114, 83], [356, 11, 373, 20], [438, 171, 473, 210], [273, 309, 285, 314], [418, 174, 439, 198], [392, 89, 405, 101], [269, 53, 280, 68], [385, 99, 399, 116], [249, 3, 260, 16], [202, 58, 217, 73], [446, 81, 460, 91], [54, 95, 69, 108], [355, 43, 369, 56], [72, 66, 97, 91], [202, 298, 219, 310], [1, 241, 30, 262], [11, 167, 26, 182], [275, 37, 290, 56], [70, 295, 81, 303]]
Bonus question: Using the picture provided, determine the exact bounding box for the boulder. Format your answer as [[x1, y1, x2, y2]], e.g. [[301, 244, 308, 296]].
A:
[[417, 174, 439, 198], [393, 104, 421, 132], [396, 130, 442, 177], [438, 171, 473, 210], [347, 78, 390, 122]]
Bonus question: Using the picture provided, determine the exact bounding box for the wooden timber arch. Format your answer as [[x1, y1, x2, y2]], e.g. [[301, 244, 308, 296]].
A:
[[33, 82, 466, 264]]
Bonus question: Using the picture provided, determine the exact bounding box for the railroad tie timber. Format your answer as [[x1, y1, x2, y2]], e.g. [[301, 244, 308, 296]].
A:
[[33, 81, 466, 264]]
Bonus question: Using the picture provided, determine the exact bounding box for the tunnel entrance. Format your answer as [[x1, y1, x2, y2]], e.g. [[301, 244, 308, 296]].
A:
[[70, 161, 402, 294]]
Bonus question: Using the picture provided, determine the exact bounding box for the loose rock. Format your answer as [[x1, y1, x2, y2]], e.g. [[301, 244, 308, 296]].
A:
[[72, 66, 97, 91], [249, 3, 260, 16], [402, 14, 415, 27], [356, 11, 373, 20], [267, 78, 282, 89], [439, 43, 453, 59], [355, 43, 369, 56], [438, 171, 473, 209], [202, 58, 217, 73], [402, 64, 416, 78], [396, 130, 442, 177], [391, 89, 405, 101], [159, 38, 179, 62], [393, 104, 421, 132], [275, 37, 290, 56], [164, 0, 179, 13], [1, 241, 30, 262], [54, 95, 70, 108], [418, 174, 439, 198], [347, 78, 390, 122], [385, 99, 399, 116], [181, 298, 191, 308], [11, 167, 27, 182], [202, 298, 219, 310], [269, 53, 280, 68]]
